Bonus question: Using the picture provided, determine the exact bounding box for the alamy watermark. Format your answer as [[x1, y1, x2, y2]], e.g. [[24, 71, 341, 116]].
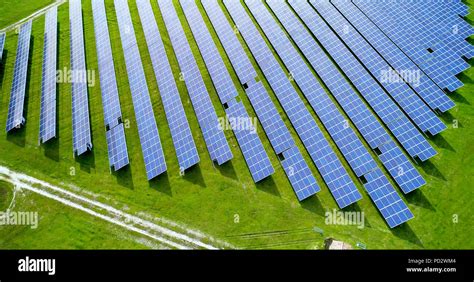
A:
[[380, 69, 421, 87], [218, 116, 258, 134], [56, 67, 96, 87], [0, 210, 39, 229], [325, 209, 365, 229]]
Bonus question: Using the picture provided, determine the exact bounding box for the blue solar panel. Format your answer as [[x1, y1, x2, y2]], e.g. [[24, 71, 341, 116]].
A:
[[6, 20, 31, 132], [70, 0, 92, 156], [287, 0, 436, 162], [158, 0, 232, 166], [330, 0, 455, 114], [224, 0, 361, 208], [92, 0, 129, 171], [115, 0, 166, 180], [180, 0, 273, 183], [0, 33, 5, 61], [267, 0, 426, 193], [310, 0, 447, 137], [352, 0, 464, 92], [136, 0, 199, 172], [202, 0, 319, 200], [39, 7, 57, 144]]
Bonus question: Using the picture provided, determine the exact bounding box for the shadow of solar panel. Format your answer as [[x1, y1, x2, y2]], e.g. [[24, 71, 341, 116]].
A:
[[6, 20, 31, 132], [136, 0, 199, 172], [352, 0, 464, 92], [158, 0, 232, 166], [115, 0, 166, 180], [181, 0, 273, 182], [39, 7, 57, 144], [331, 0, 455, 113], [106, 123, 129, 171], [224, 0, 360, 208], [310, 0, 447, 137], [70, 0, 92, 156], [285, 0, 436, 162]]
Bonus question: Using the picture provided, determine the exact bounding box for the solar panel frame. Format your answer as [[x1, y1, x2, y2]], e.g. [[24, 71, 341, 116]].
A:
[[115, 0, 166, 180], [70, 0, 92, 156], [180, 0, 273, 183], [224, 0, 361, 208], [6, 20, 32, 132], [39, 7, 58, 144], [158, 0, 232, 166]]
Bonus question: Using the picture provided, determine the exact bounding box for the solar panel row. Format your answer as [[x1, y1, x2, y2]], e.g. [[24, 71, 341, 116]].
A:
[[70, 0, 92, 156], [92, 0, 129, 171], [159, 0, 233, 166], [115, 0, 166, 180], [136, 0, 199, 172], [310, 0, 447, 137], [224, 0, 361, 208], [266, 0, 425, 193], [6, 20, 32, 132], [0, 33, 5, 61], [352, 0, 464, 92], [39, 7, 57, 144], [180, 0, 274, 183], [286, 0, 436, 162], [202, 0, 320, 201]]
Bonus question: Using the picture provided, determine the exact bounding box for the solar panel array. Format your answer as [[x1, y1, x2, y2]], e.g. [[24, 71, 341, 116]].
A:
[[159, 0, 233, 166], [2, 0, 471, 228], [115, 0, 166, 180], [224, 0, 362, 208], [6, 20, 31, 132], [180, 0, 274, 183], [70, 0, 92, 156], [39, 7, 57, 144], [202, 0, 320, 200], [0, 33, 5, 61], [92, 0, 129, 171], [136, 0, 199, 172], [266, 0, 425, 194]]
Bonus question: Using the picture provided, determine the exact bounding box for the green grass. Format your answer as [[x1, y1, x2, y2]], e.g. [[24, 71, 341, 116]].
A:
[[0, 0, 55, 29], [0, 0, 473, 249]]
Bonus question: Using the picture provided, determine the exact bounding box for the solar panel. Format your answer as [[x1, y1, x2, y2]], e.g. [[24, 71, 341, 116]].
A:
[[70, 0, 92, 156], [158, 0, 232, 165], [330, 0, 455, 113], [352, 0, 464, 92], [92, 0, 129, 171], [39, 7, 57, 144], [310, 0, 447, 136], [6, 20, 32, 132], [287, 0, 436, 162], [266, 0, 426, 193], [0, 33, 5, 61], [224, 0, 361, 208], [136, 0, 199, 172], [115, 0, 166, 180], [180, 0, 273, 182], [202, 0, 319, 200]]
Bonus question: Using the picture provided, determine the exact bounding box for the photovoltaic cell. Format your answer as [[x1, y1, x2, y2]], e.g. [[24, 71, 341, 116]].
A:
[[136, 0, 199, 171], [330, 0, 455, 113], [115, 0, 166, 179], [158, 0, 232, 165], [180, 0, 273, 182], [39, 7, 57, 144], [202, 0, 319, 200], [6, 20, 32, 132], [224, 0, 361, 208], [92, 0, 129, 171], [267, 0, 426, 193], [70, 0, 92, 156], [287, 0, 436, 162], [310, 0, 447, 136]]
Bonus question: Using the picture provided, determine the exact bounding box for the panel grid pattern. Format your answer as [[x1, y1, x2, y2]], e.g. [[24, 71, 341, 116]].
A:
[[158, 0, 232, 165], [136, 0, 199, 171], [115, 0, 166, 179]]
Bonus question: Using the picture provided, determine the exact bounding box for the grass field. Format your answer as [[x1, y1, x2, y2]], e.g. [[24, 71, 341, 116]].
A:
[[0, 0, 473, 249], [0, 0, 55, 29]]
